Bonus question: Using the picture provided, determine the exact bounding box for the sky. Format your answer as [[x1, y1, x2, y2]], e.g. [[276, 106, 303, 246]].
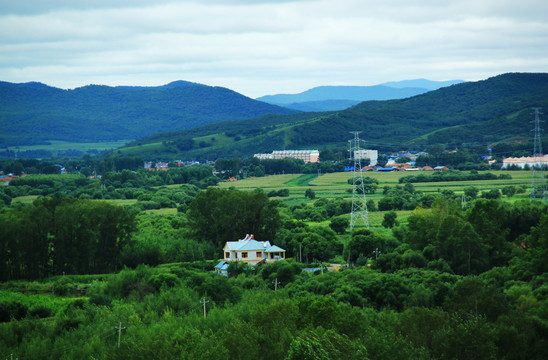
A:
[[1, 0, 547, 98]]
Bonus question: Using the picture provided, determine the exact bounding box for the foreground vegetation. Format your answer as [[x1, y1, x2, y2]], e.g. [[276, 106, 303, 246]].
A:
[[1, 168, 548, 359]]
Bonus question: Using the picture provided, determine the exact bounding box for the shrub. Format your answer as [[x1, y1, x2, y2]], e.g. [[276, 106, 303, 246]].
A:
[[0, 300, 28, 322], [29, 306, 52, 319], [52, 277, 74, 296]]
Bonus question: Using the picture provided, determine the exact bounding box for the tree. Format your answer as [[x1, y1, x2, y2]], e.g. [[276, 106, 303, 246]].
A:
[[466, 199, 511, 268], [436, 214, 487, 274], [502, 185, 516, 198], [428, 144, 446, 166], [329, 217, 349, 234], [187, 188, 280, 249], [382, 211, 399, 228], [305, 188, 316, 199], [481, 189, 501, 199], [463, 186, 479, 199]]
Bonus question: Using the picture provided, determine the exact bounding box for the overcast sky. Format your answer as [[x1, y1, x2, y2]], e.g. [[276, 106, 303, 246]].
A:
[[1, 0, 547, 98]]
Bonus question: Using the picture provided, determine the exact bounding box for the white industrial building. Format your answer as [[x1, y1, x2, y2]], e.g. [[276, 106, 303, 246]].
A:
[[254, 149, 320, 163], [354, 149, 378, 166], [502, 155, 548, 169]]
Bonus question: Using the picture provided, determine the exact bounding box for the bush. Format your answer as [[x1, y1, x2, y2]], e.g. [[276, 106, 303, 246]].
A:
[[29, 306, 52, 318], [329, 217, 349, 234], [52, 277, 74, 296], [0, 300, 28, 322]]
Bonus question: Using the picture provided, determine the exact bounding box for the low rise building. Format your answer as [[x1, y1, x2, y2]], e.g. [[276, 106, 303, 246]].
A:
[[222, 234, 286, 265], [502, 155, 548, 169], [354, 149, 378, 166], [254, 150, 320, 163]]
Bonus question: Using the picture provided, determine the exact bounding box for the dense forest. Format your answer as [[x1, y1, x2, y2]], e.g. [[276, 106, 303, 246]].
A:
[[1, 165, 548, 359]]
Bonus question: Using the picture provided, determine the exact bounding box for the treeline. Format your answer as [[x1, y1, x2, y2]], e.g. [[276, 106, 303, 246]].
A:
[[0, 156, 144, 176], [399, 170, 510, 183], [1, 165, 216, 211], [215, 156, 346, 179], [0, 198, 135, 281]]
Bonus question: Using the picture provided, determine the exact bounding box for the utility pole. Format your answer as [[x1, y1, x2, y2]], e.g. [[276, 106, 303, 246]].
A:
[[374, 248, 380, 260], [201, 296, 209, 318], [530, 108, 546, 202], [349, 131, 369, 230], [272, 278, 280, 291], [115, 322, 126, 348]]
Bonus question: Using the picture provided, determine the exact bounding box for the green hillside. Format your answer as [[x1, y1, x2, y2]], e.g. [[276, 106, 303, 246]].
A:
[[0, 81, 296, 147], [113, 73, 548, 160]]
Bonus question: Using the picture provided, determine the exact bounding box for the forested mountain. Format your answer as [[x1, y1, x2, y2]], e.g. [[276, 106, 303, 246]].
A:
[[0, 81, 296, 146], [256, 79, 465, 111], [114, 73, 548, 161]]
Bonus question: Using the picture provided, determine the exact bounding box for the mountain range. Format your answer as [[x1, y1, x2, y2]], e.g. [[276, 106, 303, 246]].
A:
[[0, 80, 295, 147], [256, 79, 464, 111], [113, 73, 548, 161]]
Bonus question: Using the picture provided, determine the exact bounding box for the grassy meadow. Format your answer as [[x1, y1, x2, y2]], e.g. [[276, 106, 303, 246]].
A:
[[8, 140, 132, 153]]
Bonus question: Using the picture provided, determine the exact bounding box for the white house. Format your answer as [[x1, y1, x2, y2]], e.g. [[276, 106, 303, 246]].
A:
[[222, 234, 286, 265]]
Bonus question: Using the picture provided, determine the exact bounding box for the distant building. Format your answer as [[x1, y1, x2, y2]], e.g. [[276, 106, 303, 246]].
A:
[[254, 150, 320, 163], [354, 149, 378, 166], [502, 155, 548, 169]]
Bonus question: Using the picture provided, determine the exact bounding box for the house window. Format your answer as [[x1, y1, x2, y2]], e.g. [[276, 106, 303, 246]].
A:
[[225, 252, 230, 259], [256, 251, 262, 258], [241, 252, 248, 259]]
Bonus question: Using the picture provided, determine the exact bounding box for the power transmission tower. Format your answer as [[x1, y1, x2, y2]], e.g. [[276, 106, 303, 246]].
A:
[[530, 108, 546, 202], [349, 131, 369, 230]]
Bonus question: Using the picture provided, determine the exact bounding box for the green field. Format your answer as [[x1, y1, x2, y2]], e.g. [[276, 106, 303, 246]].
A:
[[219, 170, 533, 230], [7, 140, 132, 153]]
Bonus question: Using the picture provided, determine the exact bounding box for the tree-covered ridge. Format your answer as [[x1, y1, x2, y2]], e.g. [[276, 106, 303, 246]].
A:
[[0, 81, 296, 146], [113, 73, 548, 161]]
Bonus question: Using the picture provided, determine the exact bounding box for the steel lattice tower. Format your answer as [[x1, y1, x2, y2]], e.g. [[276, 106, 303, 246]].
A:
[[530, 107, 547, 202], [349, 131, 369, 230]]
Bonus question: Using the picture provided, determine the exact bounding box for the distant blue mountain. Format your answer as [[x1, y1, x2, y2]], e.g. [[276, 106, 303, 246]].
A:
[[257, 79, 465, 111], [380, 79, 465, 90], [283, 99, 361, 112]]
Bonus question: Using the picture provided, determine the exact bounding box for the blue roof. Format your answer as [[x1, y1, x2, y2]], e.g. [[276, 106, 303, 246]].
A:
[[225, 239, 271, 251], [214, 261, 229, 270], [265, 245, 285, 252]]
